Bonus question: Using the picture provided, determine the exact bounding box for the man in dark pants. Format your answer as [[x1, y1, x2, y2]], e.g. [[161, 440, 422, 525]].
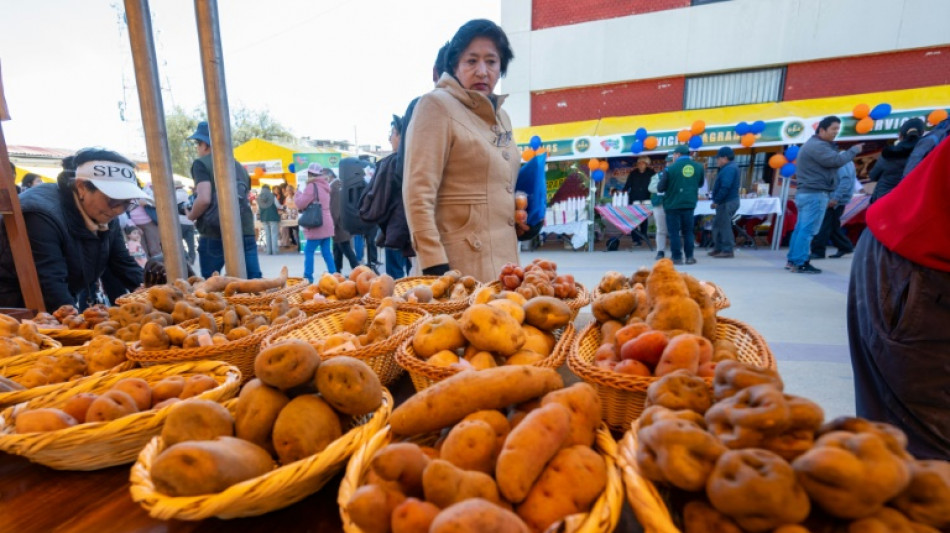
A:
[[709, 146, 740, 258], [622, 156, 654, 245], [658, 145, 704, 265], [811, 161, 855, 259], [848, 134, 950, 460]]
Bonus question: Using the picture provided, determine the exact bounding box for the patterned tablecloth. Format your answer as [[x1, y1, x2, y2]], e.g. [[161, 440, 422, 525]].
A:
[[694, 197, 783, 216], [541, 220, 593, 249], [841, 194, 870, 226], [594, 204, 653, 234]]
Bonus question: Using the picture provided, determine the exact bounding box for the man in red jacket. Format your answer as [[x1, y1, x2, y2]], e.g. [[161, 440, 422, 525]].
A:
[[847, 133, 950, 460]]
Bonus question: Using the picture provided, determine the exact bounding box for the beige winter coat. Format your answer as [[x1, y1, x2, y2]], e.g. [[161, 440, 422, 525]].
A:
[[403, 74, 520, 282]]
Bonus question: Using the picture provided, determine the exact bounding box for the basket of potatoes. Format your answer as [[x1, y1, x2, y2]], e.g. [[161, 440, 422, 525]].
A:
[[0, 360, 240, 470], [362, 271, 481, 315], [488, 258, 590, 318], [595, 268, 730, 312], [129, 341, 392, 520], [262, 299, 428, 387], [339, 366, 624, 533], [395, 292, 576, 393], [126, 296, 307, 384], [616, 362, 950, 533], [31, 304, 110, 345], [0, 338, 136, 409], [568, 259, 775, 432], [297, 266, 397, 316], [0, 316, 62, 363]]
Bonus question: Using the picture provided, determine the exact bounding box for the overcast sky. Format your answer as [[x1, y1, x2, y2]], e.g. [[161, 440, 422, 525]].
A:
[[1, 0, 500, 156]]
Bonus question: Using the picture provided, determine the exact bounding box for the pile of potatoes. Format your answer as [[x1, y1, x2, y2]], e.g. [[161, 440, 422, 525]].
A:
[[137, 296, 303, 352], [310, 299, 406, 357], [302, 265, 395, 302], [31, 303, 110, 330], [590, 258, 731, 377], [633, 362, 950, 533], [3, 338, 129, 391], [12, 373, 220, 433], [346, 366, 608, 533], [148, 340, 383, 497], [0, 316, 57, 359], [399, 270, 478, 304], [497, 258, 579, 300], [410, 293, 573, 371]]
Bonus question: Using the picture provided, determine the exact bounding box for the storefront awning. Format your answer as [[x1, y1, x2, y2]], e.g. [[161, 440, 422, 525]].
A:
[[515, 85, 950, 161]]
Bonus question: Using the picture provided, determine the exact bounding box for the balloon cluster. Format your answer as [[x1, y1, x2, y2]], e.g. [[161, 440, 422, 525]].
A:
[[673, 120, 706, 150], [587, 158, 610, 182], [734, 120, 765, 147], [521, 135, 547, 162], [852, 103, 892, 134], [630, 128, 658, 154], [768, 144, 799, 177], [927, 108, 948, 126]]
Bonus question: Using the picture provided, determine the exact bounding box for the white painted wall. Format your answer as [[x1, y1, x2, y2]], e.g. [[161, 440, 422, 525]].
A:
[[501, 0, 950, 127]]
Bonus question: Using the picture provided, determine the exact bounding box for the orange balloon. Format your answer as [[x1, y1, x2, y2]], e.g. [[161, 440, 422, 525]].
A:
[[928, 108, 948, 126], [644, 136, 658, 150], [855, 117, 874, 135], [768, 154, 788, 169], [676, 130, 691, 143], [853, 103, 870, 120], [588, 158, 600, 170], [740, 133, 756, 147], [691, 120, 706, 136], [522, 149, 536, 162], [599, 161, 609, 172], [254, 167, 264, 177]]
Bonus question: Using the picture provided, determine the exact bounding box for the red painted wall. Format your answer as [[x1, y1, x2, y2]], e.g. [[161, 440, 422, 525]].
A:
[[784, 47, 950, 100], [531, 77, 685, 126], [532, 0, 688, 30]]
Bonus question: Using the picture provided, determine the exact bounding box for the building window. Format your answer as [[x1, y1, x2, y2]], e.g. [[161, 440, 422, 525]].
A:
[[684, 67, 786, 110]]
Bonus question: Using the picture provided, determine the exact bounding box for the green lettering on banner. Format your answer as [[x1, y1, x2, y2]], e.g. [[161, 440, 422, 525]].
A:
[[517, 138, 575, 157], [837, 109, 936, 138]]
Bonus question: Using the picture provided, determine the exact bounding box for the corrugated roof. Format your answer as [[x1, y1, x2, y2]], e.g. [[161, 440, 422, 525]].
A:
[[7, 145, 75, 159]]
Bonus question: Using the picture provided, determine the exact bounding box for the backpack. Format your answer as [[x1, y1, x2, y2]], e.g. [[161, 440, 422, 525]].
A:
[[359, 153, 397, 227], [339, 157, 375, 235]]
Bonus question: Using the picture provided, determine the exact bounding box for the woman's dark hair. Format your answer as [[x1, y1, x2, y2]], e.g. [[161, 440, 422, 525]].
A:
[[817, 116, 842, 133], [58, 147, 136, 191], [899, 118, 926, 142], [444, 19, 513, 76], [391, 114, 403, 132], [21, 173, 42, 188], [434, 41, 450, 77]]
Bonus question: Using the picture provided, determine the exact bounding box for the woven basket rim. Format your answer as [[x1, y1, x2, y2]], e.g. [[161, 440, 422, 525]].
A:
[[224, 277, 308, 305], [0, 361, 241, 470], [129, 388, 393, 520], [361, 275, 480, 310], [394, 318, 575, 384], [592, 280, 729, 312], [338, 421, 622, 533], [125, 322, 268, 363], [568, 318, 776, 393], [616, 422, 680, 533], [487, 280, 591, 311]]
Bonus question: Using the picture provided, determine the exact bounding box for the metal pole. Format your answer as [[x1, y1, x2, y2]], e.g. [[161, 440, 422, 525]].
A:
[[193, 0, 246, 278], [124, 0, 187, 281], [772, 175, 791, 251]]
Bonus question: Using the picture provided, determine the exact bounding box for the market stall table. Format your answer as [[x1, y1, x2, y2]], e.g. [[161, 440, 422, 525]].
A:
[[695, 197, 784, 249], [594, 204, 654, 251], [540, 220, 593, 250]]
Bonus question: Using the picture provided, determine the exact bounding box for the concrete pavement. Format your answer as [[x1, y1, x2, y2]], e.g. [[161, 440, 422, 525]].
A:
[[252, 241, 857, 420]]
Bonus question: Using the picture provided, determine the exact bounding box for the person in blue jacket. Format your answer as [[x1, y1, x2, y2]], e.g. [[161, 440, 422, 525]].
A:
[[709, 146, 740, 258]]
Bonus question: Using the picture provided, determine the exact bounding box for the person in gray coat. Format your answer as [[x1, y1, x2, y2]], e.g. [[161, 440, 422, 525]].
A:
[[329, 172, 360, 274]]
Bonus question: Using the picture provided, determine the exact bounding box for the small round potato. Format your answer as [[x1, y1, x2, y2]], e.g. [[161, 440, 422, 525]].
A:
[[314, 356, 382, 416]]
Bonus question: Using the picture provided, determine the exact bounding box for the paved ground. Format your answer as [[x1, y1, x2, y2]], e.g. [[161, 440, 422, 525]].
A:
[[253, 240, 857, 420]]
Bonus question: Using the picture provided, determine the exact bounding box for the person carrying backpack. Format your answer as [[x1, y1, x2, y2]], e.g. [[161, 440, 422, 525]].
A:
[[339, 157, 379, 273]]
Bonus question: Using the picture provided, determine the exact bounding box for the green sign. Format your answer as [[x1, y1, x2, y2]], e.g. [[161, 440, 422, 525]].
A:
[[838, 110, 931, 138], [292, 152, 342, 171]]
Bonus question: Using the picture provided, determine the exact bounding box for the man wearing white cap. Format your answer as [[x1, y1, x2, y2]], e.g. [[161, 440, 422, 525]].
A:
[[0, 148, 154, 309]]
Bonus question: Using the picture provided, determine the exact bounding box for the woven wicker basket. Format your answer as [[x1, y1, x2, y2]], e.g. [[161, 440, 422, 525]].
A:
[[592, 280, 729, 312], [293, 290, 363, 316], [362, 275, 479, 315], [0, 361, 240, 470], [224, 277, 308, 306], [617, 423, 682, 533], [487, 280, 590, 318], [37, 328, 95, 346], [262, 306, 429, 386], [125, 313, 287, 385], [395, 320, 575, 392], [130, 388, 392, 520], [0, 347, 137, 409], [568, 317, 776, 432], [114, 288, 148, 306], [339, 422, 623, 533]]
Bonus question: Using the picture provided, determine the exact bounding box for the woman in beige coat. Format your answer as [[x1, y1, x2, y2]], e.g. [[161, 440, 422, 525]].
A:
[[403, 19, 521, 283]]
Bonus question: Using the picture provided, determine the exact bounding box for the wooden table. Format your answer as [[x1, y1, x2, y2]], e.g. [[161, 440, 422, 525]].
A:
[[0, 371, 643, 532]]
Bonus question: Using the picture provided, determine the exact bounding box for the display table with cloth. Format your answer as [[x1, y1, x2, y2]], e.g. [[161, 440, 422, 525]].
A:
[[595, 204, 654, 251], [841, 194, 870, 226], [541, 220, 592, 250], [695, 197, 783, 249]]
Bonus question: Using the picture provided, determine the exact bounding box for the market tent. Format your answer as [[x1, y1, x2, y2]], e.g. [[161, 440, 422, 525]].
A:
[[514, 84, 950, 160], [13, 165, 59, 184], [136, 171, 193, 190], [233, 138, 357, 187]]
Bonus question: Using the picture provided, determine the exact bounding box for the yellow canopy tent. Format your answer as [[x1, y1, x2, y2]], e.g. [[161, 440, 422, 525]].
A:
[[13, 165, 59, 184], [233, 138, 358, 187]]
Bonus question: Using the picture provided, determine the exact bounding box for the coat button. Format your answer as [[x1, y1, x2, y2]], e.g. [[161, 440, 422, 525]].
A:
[[502, 151, 510, 161], [507, 217, 515, 226], [506, 185, 513, 193]]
